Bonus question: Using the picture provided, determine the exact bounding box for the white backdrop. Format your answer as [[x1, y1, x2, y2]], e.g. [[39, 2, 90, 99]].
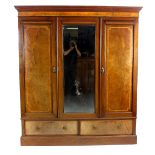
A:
[[0, 0, 155, 155]]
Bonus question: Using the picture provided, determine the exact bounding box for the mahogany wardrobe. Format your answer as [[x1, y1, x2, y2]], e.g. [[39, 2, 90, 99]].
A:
[[15, 6, 142, 145]]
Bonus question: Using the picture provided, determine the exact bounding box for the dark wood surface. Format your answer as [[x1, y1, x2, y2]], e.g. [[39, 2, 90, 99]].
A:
[[15, 5, 142, 12], [76, 58, 95, 94], [132, 18, 138, 117]]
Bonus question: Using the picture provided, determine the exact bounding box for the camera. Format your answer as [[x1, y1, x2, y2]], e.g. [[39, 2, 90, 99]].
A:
[[70, 41, 76, 47]]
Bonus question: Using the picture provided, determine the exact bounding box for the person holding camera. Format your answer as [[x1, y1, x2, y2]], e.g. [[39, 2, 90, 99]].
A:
[[64, 40, 81, 57], [64, 40, 81, 95]]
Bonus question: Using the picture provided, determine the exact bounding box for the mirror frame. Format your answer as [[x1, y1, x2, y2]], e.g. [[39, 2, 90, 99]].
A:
[[58, 17, 100, 118]]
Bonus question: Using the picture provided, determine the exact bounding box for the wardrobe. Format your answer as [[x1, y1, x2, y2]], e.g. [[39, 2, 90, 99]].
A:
[[15, 6, 142, 145]]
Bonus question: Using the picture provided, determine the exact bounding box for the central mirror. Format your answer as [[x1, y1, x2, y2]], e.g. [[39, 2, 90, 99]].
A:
[[63, 25, 95, 113]]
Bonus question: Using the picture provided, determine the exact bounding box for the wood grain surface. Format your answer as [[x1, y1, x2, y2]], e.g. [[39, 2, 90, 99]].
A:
[[25, 121, 78, 135], [24, 23, 52, 113], [80, 120, 132, 135], [105, 23, 133, 113]]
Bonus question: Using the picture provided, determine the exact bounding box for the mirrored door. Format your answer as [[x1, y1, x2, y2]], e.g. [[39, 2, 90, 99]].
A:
[[58, 18, 99, 118]]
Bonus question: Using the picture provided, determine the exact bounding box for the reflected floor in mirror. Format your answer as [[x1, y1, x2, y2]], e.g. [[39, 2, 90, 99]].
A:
[[64, 93, 94, 113]]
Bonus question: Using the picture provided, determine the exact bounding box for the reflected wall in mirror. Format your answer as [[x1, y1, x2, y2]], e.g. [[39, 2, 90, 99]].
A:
[[63, 25, 95, 113]]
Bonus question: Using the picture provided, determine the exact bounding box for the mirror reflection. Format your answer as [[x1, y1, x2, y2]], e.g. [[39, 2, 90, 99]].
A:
[[63, 25, 95, 113]]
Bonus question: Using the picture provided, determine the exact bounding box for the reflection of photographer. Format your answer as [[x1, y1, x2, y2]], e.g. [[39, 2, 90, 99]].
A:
[[64, 40, 81, 57], [64, 40, 81, 95]]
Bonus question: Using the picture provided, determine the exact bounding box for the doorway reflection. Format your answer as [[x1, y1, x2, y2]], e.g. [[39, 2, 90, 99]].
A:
[[63, 25, 95, 113]]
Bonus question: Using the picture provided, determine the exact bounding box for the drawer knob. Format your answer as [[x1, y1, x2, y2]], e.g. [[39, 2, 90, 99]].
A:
[[117, 124, 122, 129], [36, 126, 41, 131], [62, 126, 67, 130], [92, 125, 97, 130]]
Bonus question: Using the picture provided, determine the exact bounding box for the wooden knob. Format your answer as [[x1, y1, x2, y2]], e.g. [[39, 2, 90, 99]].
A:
[[52, 66, 57, 73], [36, 126, 41, 130], [92, 125, 97, 130], [101, 66, 105, 74], [62, 126, 67, 130], [117, 124, 122, 129]]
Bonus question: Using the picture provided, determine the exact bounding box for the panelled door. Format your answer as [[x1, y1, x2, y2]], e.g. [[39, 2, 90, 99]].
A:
[[58, 17, 100, 118], [19, 17, 57, 118], [101, 19, 136, 117]]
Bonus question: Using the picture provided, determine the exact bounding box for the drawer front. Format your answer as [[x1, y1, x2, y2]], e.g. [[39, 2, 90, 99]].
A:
[[80, 120, 132, 135], [25, 121, 78, 135]]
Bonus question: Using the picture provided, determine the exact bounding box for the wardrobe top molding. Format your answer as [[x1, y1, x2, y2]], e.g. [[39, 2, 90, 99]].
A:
[[15, 6, 142, 17]]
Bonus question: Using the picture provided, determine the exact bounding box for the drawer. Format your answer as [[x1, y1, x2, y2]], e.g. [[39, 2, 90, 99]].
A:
[[25, 121, 78, 135], [80, 120, 132, 135]]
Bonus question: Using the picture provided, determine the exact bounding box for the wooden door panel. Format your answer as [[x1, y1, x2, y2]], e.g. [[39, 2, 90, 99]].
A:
[[24, 24, 51, 112], [22, 19, 57, 115], [104, 23, 133, 114]]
